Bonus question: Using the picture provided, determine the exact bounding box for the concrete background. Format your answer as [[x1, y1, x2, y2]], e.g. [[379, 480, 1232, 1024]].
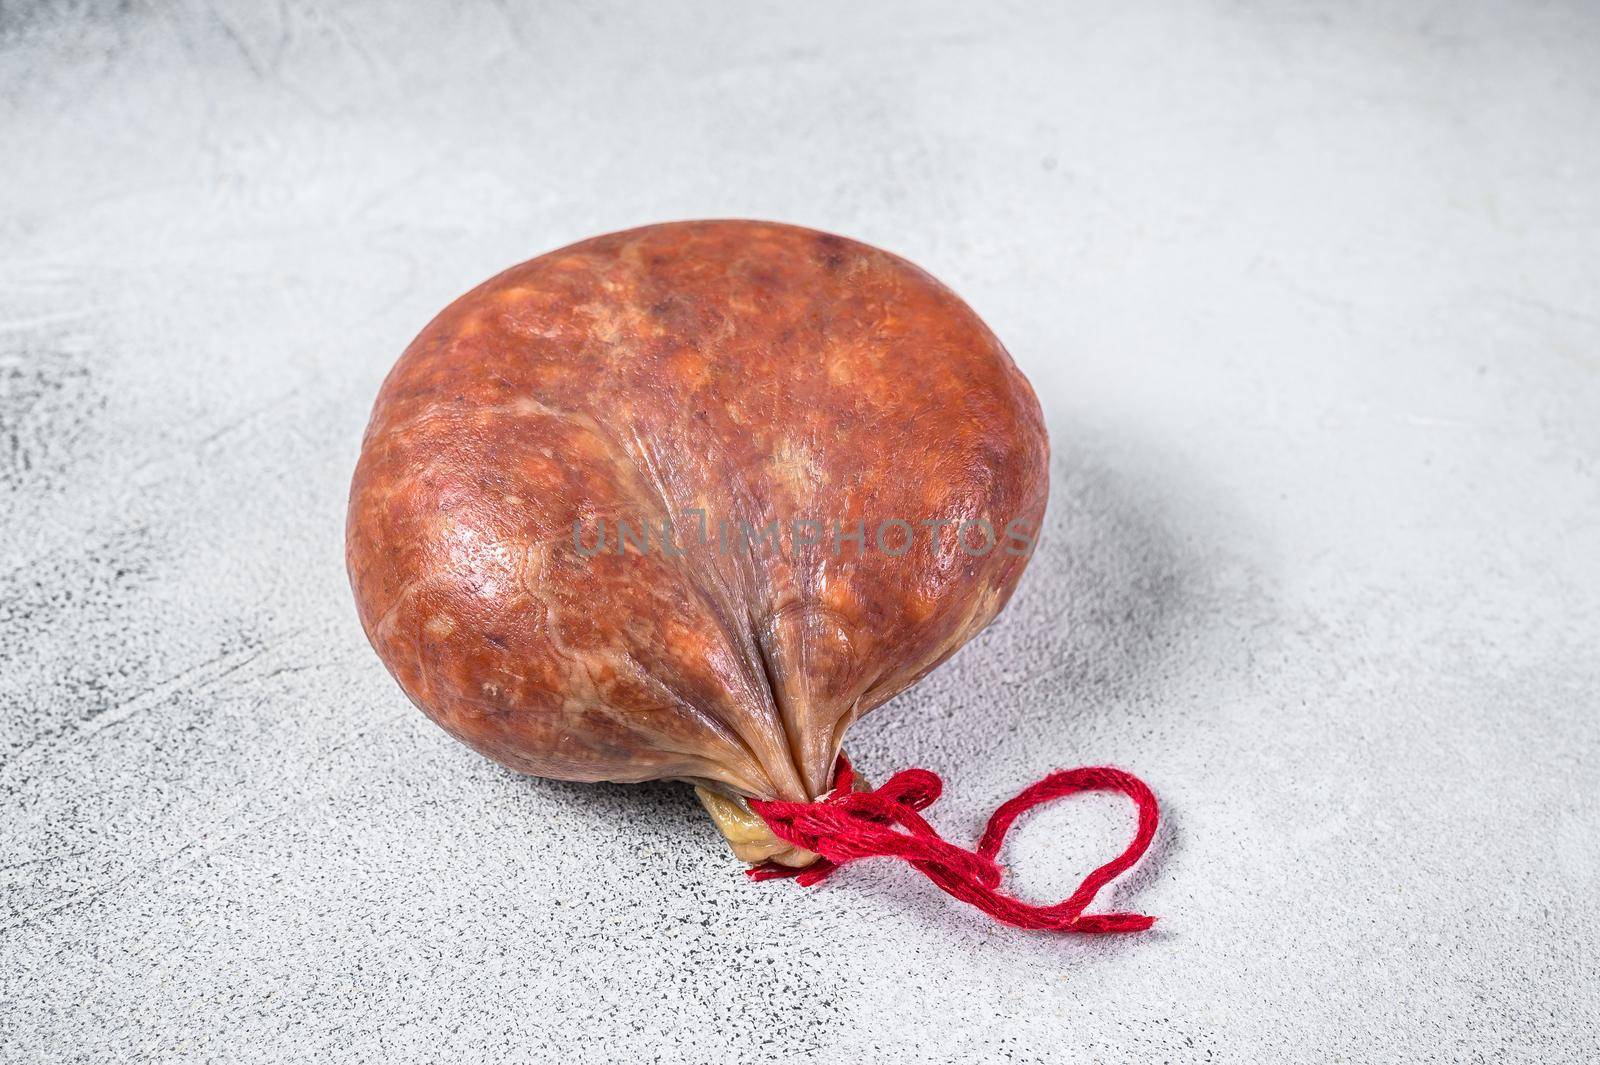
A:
[[2, 1, 1597, 1061]]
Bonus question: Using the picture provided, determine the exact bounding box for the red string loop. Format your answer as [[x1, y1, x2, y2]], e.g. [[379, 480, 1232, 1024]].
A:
[[746, 757, 1159, 934]]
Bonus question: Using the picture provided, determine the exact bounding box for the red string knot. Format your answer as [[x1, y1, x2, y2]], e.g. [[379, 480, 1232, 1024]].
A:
[[746, 756, 1160, 934]]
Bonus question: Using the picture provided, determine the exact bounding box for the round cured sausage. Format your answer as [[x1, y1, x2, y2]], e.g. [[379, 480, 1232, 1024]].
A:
[[346, 220, 1048, 866]]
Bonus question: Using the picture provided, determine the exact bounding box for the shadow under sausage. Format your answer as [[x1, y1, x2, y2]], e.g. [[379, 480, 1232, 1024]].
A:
[[839, 422, 1221, 944]]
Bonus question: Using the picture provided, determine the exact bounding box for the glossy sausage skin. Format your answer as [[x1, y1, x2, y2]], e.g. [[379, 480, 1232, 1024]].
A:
[[346, 220, 1047, 805]]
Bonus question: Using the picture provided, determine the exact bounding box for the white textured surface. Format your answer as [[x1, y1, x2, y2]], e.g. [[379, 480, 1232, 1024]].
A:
[[3, 2, 1598, 1061]]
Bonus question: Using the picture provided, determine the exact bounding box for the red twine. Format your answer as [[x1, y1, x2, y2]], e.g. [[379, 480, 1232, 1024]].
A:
[[747, 756, 1159, 934]]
